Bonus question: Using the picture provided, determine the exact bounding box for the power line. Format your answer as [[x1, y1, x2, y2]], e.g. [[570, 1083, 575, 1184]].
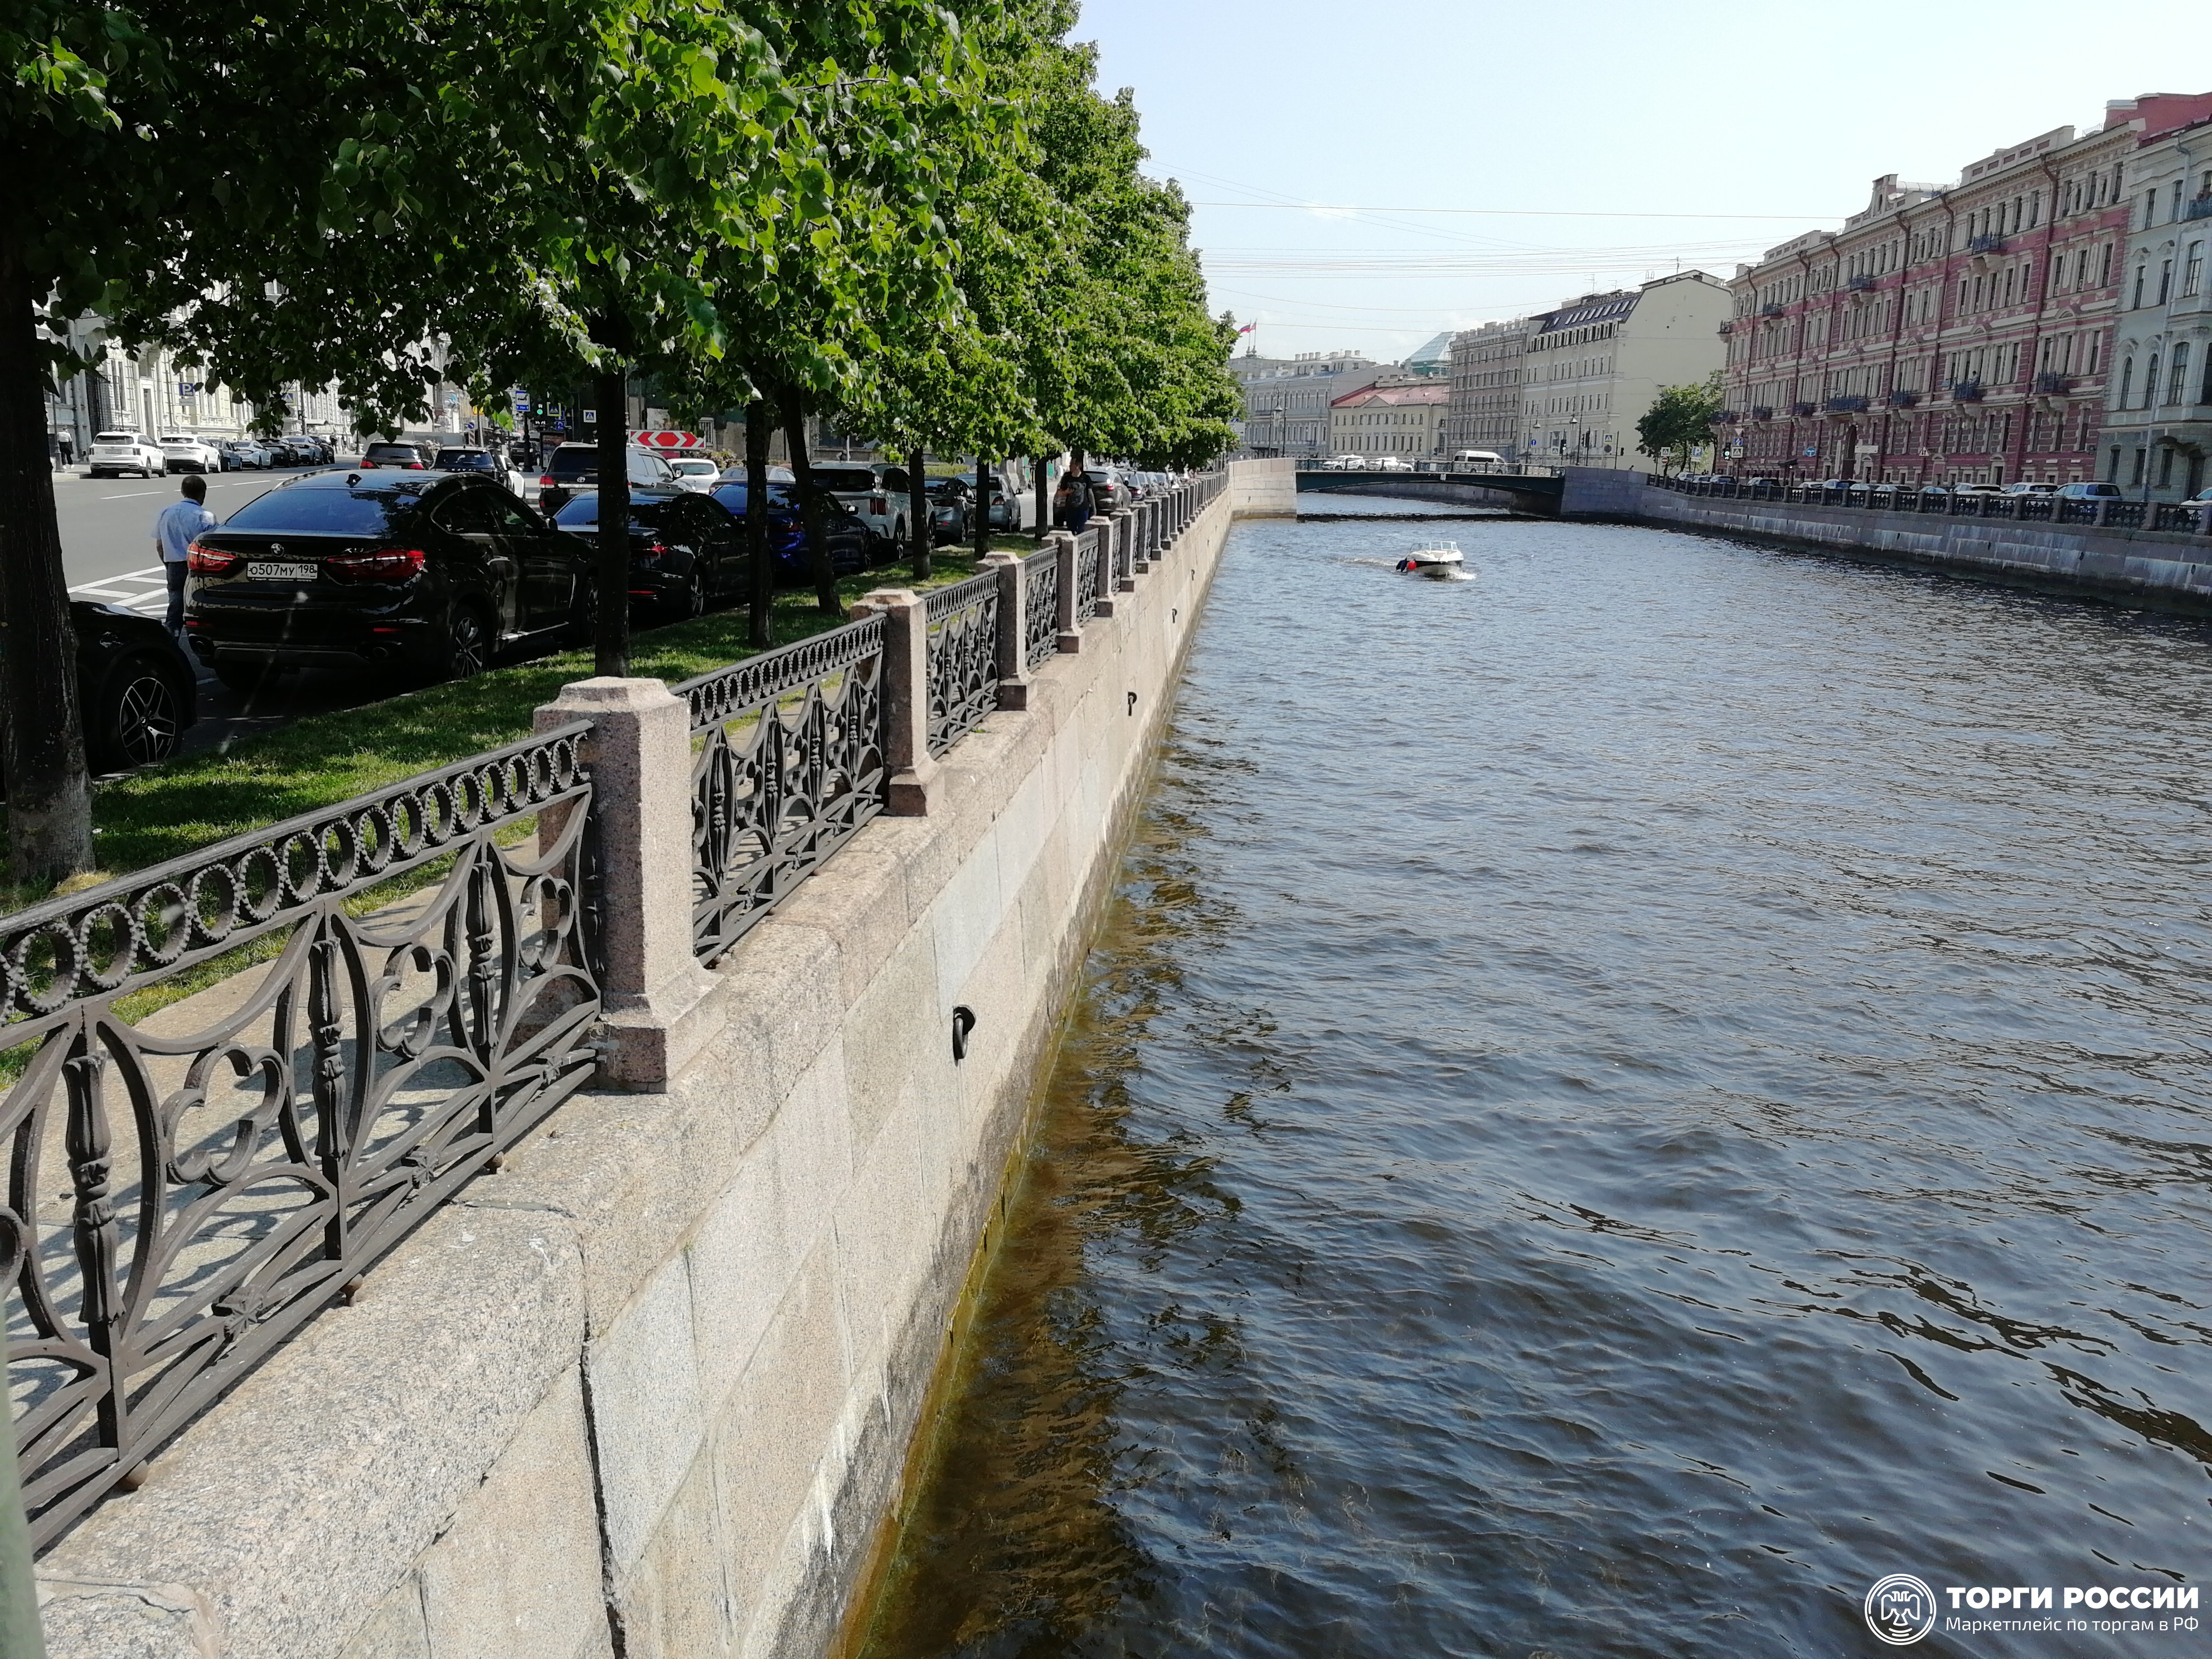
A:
[[1190, 201, 1830, 223]]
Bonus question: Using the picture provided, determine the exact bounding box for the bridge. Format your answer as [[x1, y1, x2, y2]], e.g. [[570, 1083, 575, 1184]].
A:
[[1294, 467, 1565, 515]]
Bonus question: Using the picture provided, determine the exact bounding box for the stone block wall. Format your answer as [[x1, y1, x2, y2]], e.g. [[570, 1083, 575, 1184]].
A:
[[33, 476, 1245, 1659]]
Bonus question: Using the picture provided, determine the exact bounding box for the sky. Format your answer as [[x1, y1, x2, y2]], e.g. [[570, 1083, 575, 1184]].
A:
[[1077, 0, 2212, 363]]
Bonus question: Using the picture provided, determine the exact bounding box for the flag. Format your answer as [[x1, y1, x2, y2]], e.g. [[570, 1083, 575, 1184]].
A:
[[1235, 322, 1256, 336]]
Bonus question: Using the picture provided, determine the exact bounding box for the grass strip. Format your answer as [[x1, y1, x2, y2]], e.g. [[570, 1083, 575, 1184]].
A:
[[9, 545, 1033, 910]]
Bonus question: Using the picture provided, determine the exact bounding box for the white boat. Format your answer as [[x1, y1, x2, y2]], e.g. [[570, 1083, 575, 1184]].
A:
[[1395, 540, 1464, 572]]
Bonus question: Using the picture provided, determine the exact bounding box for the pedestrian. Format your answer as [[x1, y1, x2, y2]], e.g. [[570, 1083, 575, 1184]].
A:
[[57, 431, 75, 470], [153, 473, 215, 634]]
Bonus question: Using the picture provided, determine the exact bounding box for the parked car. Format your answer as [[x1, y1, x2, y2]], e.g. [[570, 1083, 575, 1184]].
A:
[[87, 430, 166, 478], [551, 488, 749, 620], [1082, 468, 1134, 512], [707, 479, 874, 580], [1372, 455, 1412, 472], [664, 455, 721, 494], [157, 434, 224, 474], [1952, 482, 2003, 497], [182, 470, 589, 688], [808, 464, 908, 552], [220, 439, 273, 470], [2002, 481, 2059, 496], [923, 477, 970, 544], [537, 443, 680, 513], [1327, 454, 1366, 470], [2057, 481, 2124, 500], [434, 448, 528, 496], [361, 439, 434, 472]]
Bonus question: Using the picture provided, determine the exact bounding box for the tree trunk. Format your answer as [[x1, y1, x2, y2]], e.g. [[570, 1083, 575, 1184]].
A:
[[906, 447, 930, 582], [972, 456, 989, 562], [592, 365, 632, 677], [0, 261, 93, 886], [1032, 454, 1050, 544], [777, 386, 838, 615], [745, 399, 774, 649]]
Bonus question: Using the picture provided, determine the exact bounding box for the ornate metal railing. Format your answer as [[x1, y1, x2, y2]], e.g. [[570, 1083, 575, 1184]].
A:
[[3, 729, 600, 1547], [682, 619, 887, 965], [924, 571, 1000, 757], [1022, 546, 1060, 671], [2058, 498, 2101, 524], [1653, 473, 2212, 535], [1074, 527, 1103, 625], [2105, 501, 2147, 528]]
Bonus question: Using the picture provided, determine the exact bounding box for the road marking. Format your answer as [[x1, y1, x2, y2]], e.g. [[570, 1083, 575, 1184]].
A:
[[99, 489, 165, 500], [70, 565, 169, 616]]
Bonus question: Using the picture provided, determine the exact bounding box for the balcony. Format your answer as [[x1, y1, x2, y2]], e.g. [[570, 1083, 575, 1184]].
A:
[[1885, 389, 1922, 409], [2185, 195, 2212, 222], [1761, 303, 1786, 318], [1791, 401, 1818, 418], [1716, 410, 1742, 424], [1750, 406, 1774, 421], [2033, 371, 2074, 395], [1846, 274, 1877, 292], [1824, 394, 1871, 414], [1952, 380, 1985, 402], [1968, 233, 2007, 255]]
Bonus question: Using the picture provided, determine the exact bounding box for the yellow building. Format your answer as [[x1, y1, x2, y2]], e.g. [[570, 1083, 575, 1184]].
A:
[[1330, 380, 1449, 460]]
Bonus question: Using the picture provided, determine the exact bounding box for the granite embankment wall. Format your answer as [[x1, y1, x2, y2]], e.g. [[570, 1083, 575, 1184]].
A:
[[35, 481, 1244, 1659], [1636, 481, 2212, 613]]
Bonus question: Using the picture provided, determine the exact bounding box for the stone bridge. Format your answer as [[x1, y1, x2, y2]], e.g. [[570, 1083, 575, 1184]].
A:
[[1292, 466, 1646, 518]]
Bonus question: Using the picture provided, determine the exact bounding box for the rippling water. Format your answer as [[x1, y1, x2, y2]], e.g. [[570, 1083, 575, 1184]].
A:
[[855, 511, 2212, 1658]]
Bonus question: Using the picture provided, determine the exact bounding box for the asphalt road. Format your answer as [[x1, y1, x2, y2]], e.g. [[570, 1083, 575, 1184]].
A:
[[52, 460, 393, 763]]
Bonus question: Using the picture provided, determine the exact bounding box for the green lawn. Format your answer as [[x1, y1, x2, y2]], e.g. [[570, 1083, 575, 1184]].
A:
[[15, 548, 1035, 908]]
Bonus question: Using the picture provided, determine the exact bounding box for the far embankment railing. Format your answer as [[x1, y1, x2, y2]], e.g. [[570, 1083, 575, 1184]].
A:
[[0, 466, 1231, 1553], [1648, 473, 2212, 535]]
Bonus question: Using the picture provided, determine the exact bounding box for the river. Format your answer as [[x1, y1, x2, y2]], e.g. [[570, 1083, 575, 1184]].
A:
[[854, 507, 2212, 1658]]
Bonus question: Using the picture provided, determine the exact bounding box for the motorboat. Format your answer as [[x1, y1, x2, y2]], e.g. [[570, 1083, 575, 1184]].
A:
[[1395, 540, 1464, 573]]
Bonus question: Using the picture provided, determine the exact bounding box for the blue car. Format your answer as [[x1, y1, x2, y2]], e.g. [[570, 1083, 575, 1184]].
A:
[[709, 480, 875, 580]]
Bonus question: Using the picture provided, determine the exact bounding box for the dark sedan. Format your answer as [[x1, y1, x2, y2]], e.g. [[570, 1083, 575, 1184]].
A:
[[551, 489, 750, 620], [1, 604, 198, 789], [707, 481, 874, 580], [183, 471, 589, 688]]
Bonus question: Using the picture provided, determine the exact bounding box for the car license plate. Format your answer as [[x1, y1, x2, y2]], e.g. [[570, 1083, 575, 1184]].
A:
[[245, 561, 318, 583]]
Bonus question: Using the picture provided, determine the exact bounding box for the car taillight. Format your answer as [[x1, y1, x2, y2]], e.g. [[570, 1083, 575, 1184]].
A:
[[871, 496, 886, 515], [326, 547, 426, 583], [186, 542, 240, 576], [541, 475, 556, 488]]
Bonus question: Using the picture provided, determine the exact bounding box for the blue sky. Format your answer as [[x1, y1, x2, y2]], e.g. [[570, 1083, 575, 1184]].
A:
[[1078, 0, 2212, 361]]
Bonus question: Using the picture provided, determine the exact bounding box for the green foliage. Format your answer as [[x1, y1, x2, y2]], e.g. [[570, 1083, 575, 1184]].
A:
[[1636, 372, 1725, 473]]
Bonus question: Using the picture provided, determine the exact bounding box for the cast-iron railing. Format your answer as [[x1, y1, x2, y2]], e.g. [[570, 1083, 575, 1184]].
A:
[[1650, 473, 2212, 535], [2058, 498, 2101, 524], [924, 572, 1001, 757], [2034, 372, 2074, 395], [2, 729, 601, 1548], [1886, 390, 1921, 408], [1022, 546, 1060, 670], [1825, 395, 1870, 413], [1952, 380, 1985, 402], [2106, 501, 2147, 528], [682, 618, 887, 965]]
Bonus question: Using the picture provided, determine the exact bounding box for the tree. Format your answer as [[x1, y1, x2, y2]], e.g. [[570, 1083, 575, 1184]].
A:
[[1636, 372, 1725, 474]]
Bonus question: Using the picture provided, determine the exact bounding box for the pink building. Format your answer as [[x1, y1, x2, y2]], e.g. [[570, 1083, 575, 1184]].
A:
[[1720, 92, 2212, 486]]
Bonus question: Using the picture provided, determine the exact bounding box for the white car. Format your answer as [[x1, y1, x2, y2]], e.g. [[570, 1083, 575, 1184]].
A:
[[811, 463, 909, 550], [158, 434, 223, 473], [87, 430, 166, 478], [1327, 454, 1367, 470], [221, 439, 273, 470], [1372, 455, 1413, 472], [665, 455, 720, 494]]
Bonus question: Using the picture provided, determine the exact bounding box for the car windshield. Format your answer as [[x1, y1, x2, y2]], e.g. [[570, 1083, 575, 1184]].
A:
[[220, 484, 411, 535], [552, 493, 684, 529], [436, 450, 498, 471], [94, 433, 139, 445], [364, 444, 420, 462], [671, 459, 716, 476], [812, 468, 879, 493], [547, 448, 599, 477], [709, 482, 797, 516]]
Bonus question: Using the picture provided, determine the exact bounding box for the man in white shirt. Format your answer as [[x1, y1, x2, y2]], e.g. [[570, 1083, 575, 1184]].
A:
[[152, 474, 216, 634]]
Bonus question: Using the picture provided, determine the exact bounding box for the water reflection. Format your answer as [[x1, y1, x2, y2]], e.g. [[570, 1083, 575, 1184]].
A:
[[857, 514, 2212, 1658]]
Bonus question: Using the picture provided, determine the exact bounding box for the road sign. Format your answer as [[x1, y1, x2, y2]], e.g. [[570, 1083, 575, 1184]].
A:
[[631, 430, 702, 450], [582, 408, 597, 423]]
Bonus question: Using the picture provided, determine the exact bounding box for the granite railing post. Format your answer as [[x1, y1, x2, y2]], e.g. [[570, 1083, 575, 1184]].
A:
[[1091, 522, 1117, 618], [1125, 507, 1148, 576], [2093, 501, 2111, 528], [981, 550, 1034, 711], [855, 588, 941, 813], [1115, 511, 1136, 593], [533, 678, 716, 1089], [1052, 531, 1084, 652]]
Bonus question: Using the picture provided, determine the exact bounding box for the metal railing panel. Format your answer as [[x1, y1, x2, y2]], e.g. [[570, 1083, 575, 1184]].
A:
[[1022, 546, 1060, 671], [680, 618, 889, 964], [924, 572, 1000, 757], [2, 727, 601, 1548]]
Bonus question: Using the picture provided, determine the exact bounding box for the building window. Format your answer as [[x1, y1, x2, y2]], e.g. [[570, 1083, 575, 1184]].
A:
[[2132, 264, 2148, 309], [2170, 345, 2190, 406], [2119, 358, 2134, 405], [2187, 244, 2205, 299], [2131, 447, 2147, 485]]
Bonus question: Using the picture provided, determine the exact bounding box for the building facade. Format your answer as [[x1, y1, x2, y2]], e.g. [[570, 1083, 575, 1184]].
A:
[[1442, 318, 1530, 457], [2099, 113, 2212, 499], [1330, 379, 1449, 461], [1524, 271, 1730, 464], [1720, 93, 2212, 487], [1237, 350, 1381, 458]]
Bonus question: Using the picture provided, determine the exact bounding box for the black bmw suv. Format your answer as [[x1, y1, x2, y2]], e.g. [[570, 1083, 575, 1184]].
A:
[[182, 470, 590, 688]]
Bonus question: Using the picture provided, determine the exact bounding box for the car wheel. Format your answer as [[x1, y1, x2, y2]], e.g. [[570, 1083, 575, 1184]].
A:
[[91, 654, 187, 771], [886, 520, 907, 564], [438, 604, 492, 681], [680, 572, 705, 620]]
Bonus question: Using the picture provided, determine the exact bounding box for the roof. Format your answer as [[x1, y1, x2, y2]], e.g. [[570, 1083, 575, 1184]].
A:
[[1534, 290, 1637, 335], [1331, 384, 1449, 410], [1404, 331, 1455, 369]]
